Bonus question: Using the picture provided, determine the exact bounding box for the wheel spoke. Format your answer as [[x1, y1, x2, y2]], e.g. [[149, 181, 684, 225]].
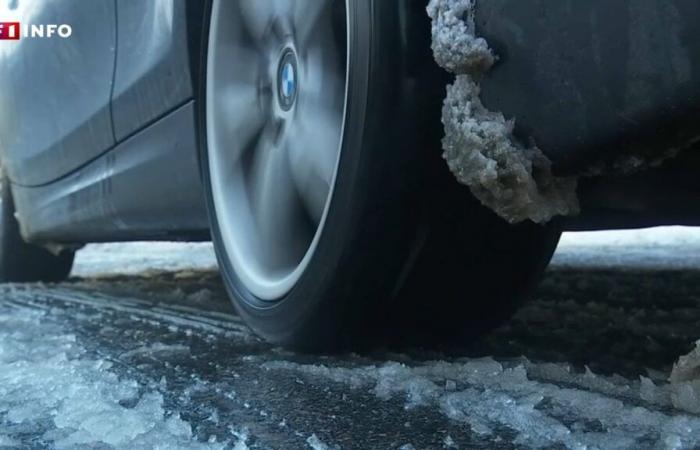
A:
[[238, 0, 294, 45], [248, 123, 311, 268], [216, 82, 269, 161], [209, 21, 270, 162], [214, 40, 261, 85], [286, 142, 331, 224], [287, 98, 342, 221], [292, 0, 331, 46]]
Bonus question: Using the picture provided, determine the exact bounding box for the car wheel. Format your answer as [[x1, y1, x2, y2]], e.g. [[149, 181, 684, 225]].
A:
[[0, 175, 74, 283], [199, 0, 560, 351]]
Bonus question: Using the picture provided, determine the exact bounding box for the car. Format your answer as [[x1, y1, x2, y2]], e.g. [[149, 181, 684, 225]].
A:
[[1, 0, 697, 352]]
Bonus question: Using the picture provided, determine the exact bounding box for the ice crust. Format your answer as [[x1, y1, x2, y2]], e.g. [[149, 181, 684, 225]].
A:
[[427, 0, 495, 74], [266, 358, 700, 449], [0, 307, 222, 449], [442, 77, 580, 223], [428, 0, 579, 223]]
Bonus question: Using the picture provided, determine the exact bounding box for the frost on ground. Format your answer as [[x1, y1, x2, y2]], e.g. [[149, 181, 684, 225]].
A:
[[428, 0, 579, 223], [0, 304, 223, 450]]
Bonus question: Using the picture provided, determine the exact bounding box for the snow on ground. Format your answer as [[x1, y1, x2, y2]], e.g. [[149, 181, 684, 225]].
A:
[[72, 242, 217, 277], [553, 226, 700, 270], [1, 227, 700, 448], [70, 227, 700, 277]]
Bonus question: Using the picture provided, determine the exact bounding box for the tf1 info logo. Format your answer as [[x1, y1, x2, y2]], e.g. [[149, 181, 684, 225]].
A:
[[0, 22, 72, 40], [0, 22, 19, 40]]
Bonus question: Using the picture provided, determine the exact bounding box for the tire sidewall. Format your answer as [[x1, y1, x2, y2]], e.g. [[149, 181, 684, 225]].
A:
[[198, 1, 418, 350]]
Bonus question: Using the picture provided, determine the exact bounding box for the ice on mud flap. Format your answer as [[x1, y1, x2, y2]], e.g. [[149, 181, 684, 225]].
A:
[[427, 0, 579, 224]]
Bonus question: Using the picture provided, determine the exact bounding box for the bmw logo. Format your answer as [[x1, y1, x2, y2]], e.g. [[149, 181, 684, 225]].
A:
[[282, 63, 295, 99], [278, 50, 298, 111]]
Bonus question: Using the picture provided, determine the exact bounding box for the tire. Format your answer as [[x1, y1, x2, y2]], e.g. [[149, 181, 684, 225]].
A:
[[384, 165, 561, 349], [0, 175, 74, 283], [198, 0, 560, 351]]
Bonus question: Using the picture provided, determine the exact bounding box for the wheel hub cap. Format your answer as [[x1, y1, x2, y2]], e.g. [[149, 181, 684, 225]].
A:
[[207, 0, 348, 301], [278, 51, 298, 111]]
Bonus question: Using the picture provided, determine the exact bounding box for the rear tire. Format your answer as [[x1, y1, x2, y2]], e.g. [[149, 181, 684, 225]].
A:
[[199, 0, 560, 351], [384, 162, 561, 349], [0, 175, 74, 283]]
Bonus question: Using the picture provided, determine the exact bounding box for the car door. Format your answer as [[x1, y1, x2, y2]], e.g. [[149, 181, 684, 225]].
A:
[[0, 0, 116, 186], [110, 0, 192, 141]]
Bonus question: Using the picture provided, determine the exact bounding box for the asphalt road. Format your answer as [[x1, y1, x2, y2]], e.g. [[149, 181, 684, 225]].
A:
[[2, 228, 700, 449]]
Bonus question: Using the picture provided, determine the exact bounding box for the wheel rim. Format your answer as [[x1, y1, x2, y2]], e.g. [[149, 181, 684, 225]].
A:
[[207, 0, 349, 301]]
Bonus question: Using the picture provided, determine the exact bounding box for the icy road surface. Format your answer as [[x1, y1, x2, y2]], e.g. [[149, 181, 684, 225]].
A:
[[2, 228, 700, 449]]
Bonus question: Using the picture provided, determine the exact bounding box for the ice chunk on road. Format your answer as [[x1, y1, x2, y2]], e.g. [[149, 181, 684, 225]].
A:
[[266, 357, 700, 449], [443, 434, 457, 448], [0, 305, 222, 449], [120, 343, 191, 360], [307, 433, 337, 450], [231, 428, 249, 450], [670, 340, 700, 414], [639, 376, 671, 406], [0, 435, 19, 446]]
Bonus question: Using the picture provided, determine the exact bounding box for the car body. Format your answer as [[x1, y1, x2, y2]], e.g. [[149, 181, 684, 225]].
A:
[[0, 0, 209, 243], [1, 0, 698, 350]]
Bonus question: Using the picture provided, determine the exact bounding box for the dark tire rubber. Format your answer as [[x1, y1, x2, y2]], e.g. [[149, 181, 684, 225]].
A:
[[198, 0, 560, 352], [0, 176, 74, 283]]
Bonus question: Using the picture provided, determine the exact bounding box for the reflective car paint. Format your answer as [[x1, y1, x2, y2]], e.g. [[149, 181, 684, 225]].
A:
[[12, 101, 209, 243], [0, 0, 116, 186], [0, 0, 207, 244], [111, 0, 192, 141]]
